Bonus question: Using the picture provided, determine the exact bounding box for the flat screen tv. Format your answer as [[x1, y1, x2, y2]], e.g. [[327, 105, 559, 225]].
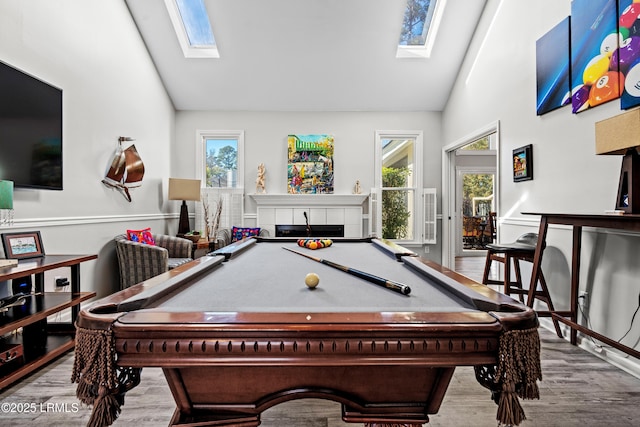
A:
[[0, 60, 62, 190]]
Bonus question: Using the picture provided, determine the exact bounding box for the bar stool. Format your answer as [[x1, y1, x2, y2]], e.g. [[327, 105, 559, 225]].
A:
[[482, 232, 563, 338]]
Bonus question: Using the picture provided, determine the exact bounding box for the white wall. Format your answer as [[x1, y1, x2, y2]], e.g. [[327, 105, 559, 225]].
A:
[[443, 0, 640, 375], [174, 111, 443, 258], [0, 0, 176, 297]]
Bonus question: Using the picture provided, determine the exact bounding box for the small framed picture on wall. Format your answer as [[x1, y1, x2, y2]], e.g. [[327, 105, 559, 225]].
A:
[[513, 144, 533, 182]]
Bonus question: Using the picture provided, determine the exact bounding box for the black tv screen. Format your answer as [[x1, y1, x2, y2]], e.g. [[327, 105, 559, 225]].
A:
[[0, 61, 62, 190]]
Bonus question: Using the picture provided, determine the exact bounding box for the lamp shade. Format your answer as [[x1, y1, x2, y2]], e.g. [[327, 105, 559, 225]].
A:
[[595, 109, 640, 155], [168, 178, 201, 201], [0, 180, 13, 209]]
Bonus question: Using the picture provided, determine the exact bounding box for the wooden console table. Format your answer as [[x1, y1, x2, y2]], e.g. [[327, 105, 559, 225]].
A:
[[0, 254, 97, 389], [523, 212, 640, 359]]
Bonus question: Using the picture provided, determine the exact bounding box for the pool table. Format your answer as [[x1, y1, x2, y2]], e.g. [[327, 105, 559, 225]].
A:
[[74, 238, 540, 427]]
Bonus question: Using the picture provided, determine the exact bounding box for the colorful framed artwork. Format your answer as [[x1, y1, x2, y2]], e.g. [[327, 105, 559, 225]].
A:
[[513, 145, 533, 182], [570, 0, 621, 113], [1, 231, 45, 259], [536, 17, 572, 115], [287, 134, 334, 194], [619, 0, 640, 109]]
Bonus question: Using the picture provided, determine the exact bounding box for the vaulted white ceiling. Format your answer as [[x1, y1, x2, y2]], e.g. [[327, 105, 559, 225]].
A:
[[125, 0, 486, 112]]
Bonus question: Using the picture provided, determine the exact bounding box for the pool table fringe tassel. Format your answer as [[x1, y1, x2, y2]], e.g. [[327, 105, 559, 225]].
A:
[[70, 326, 541, 427], [491, 326, 542, 426], [72, 326, 122, 427]]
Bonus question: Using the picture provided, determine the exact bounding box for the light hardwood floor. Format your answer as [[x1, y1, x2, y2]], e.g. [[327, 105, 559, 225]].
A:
[[1, 257, 639, 426]]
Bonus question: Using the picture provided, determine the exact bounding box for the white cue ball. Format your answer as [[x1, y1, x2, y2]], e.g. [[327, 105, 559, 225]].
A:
[[305, 273, 320, 289]]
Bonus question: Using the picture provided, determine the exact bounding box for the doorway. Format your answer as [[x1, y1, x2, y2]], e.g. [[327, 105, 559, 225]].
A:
[[441, 122, 500, 269]]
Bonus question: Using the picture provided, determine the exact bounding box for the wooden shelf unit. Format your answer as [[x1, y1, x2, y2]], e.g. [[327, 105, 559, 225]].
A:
[[0, 255, 97, 389]]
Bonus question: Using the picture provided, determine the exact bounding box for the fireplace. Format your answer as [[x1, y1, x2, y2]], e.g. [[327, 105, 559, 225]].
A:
[[250, 194, 368, 239], [275, 224, 345, 238]]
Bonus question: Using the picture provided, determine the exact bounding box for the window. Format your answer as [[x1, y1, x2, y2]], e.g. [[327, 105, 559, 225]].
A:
[[196, 130, 244, 189], [397, 0, 446, 59], [195, 131, 245, 235], [165, 0, 219, 58], [205, 139, 238, 188], [373, 131, 425, 243]]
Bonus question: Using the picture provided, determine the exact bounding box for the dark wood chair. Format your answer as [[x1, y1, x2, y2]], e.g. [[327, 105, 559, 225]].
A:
[[462, 216, 482, 249], [482, 212, 497, 246], [481, 232, 563, 337]]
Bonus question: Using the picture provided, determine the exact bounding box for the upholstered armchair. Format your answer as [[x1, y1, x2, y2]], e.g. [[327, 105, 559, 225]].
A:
[[115, 234, 193, 289]]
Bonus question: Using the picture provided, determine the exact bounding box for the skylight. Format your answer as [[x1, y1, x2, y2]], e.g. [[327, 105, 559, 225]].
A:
[[165, 0, 219, 58], [397, 0, 446, 58]]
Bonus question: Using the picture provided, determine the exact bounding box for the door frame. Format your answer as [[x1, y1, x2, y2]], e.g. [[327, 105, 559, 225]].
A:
[[441, 121, 501, 268]]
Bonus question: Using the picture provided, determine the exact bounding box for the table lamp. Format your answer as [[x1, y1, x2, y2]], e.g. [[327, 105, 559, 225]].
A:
[[168, 178, 201, 235], [0, 180, 14, 226], [595, 109, 640, 214]]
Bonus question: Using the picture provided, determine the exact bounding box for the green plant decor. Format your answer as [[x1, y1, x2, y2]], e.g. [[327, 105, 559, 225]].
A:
[[381, 166, 411, 239]]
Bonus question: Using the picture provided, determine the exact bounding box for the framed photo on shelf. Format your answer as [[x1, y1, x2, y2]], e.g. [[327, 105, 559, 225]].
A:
[[513, 144, 533, 182], [1, 231, 45, 259]]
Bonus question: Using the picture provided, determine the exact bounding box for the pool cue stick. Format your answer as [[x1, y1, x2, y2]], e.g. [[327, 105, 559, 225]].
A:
[[303, 211, 311, 237], [283, 247, 411, 296]]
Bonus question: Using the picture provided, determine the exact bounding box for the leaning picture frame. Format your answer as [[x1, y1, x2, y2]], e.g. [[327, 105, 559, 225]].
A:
[[513, 144, 533, 182], [1, 231, 45, 259]]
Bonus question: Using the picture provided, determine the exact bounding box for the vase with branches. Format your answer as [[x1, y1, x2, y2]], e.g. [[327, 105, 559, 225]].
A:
[[202, 193, 223, 246]]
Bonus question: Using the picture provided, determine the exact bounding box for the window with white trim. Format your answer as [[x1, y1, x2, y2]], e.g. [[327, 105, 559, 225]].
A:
[[165, 0, 219, 58], [194, 130, 245, 234], [373, 131, 424, 244], [196, 130, 244, 189]]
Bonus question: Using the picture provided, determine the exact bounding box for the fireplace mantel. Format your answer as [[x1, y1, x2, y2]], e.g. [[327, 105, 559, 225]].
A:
[[249, 194, 368, 238], [250, 194, 368, 207]]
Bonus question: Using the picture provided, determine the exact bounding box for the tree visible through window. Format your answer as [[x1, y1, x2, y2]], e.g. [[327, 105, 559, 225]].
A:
[[400, 0, 436, 46], [380, 137, 416, 241], [382, 166, 412, 239], [206, 139, 238, 188]]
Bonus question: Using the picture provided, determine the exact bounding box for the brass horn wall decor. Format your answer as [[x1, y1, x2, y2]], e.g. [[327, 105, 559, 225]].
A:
[[102, 136, 145, 202]]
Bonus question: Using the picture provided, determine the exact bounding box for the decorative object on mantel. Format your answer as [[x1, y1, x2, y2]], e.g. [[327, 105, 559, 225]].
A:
[[287, 134, 334, 194], [102, 136, 145, 202], [513, 145, 533, 182], [0, 180, 14, 226], [202, 192, 223, 242], [168, 178, 201, 235], [595, 109, 640, 213], [353, 180, 362, 194], [255, 163, 266, 193]]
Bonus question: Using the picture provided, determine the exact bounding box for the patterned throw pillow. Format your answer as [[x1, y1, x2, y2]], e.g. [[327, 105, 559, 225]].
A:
[[231, 226, 261, 242], [127, 228, 156, 245]]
